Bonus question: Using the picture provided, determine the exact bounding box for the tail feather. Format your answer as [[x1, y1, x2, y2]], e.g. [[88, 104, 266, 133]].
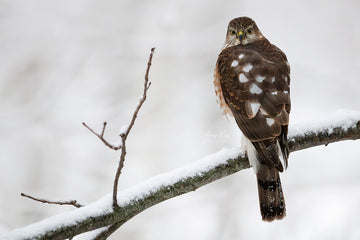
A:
[[256, 165, 286, 221], [246, 137, 287, 221]]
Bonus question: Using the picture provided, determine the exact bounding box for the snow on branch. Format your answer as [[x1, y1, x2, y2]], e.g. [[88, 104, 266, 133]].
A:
[[288, 110, 360, 151], [2, 111, 360, 240]]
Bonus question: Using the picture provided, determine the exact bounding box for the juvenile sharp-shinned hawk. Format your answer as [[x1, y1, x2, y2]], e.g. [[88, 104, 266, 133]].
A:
[[214, 17, 290, 221]]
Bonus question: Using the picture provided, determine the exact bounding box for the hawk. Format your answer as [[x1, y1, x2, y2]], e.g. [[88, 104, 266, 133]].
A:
[[214, 17, 290, 221]]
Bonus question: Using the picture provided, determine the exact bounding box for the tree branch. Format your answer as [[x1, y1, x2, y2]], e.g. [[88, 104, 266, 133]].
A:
[[3, 114, 360, 240], [288, 119, 360, 152], [20, 193, 83, 208]]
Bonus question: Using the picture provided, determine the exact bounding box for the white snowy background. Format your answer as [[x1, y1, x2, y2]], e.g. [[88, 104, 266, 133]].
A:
[[0, 0, 360, 239]]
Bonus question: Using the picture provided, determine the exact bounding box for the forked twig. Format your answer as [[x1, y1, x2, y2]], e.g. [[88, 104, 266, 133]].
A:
[[82, 122, 122, 151], [91, 47, 155, 240], [21, 193, 83, 208]]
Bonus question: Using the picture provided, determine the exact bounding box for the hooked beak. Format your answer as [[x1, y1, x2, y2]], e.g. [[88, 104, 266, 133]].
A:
[[238, 31, 244, 42]]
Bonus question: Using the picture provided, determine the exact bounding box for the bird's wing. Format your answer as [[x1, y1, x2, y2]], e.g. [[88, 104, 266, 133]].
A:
[[216, 40, 290, 142]]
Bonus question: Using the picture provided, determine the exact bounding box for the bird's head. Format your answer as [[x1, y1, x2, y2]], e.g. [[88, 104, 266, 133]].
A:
[[223, 17, 264, 49]]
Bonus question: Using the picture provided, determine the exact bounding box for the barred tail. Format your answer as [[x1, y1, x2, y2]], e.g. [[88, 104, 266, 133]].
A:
[[256, 165, 286, 221]]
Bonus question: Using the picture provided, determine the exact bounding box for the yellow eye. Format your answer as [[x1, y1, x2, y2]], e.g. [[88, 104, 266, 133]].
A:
[[231, 30, 236, 35], [247, 29, 253, 34]]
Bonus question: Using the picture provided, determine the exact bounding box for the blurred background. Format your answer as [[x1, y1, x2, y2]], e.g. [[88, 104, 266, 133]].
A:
[[0, 0, 360, 239]]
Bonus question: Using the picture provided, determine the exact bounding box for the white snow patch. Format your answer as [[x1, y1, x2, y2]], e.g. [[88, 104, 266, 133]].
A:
[[119, 124, 129, 135], [271, 91, 278, 95], [249, 83, 262, 94], [238, 73, 248, 83], [255, 75, 266, 82], [242, 63, 253, 72], [231, 60, 238, 67], [284, 90, 289, 94], [271, 77, 275, 83], [289, 109, 360, 138], [73, 227, 109, 240], [266, 118, 275, 126], [238, 53, 245, 59], [250, 102, 261, 115]]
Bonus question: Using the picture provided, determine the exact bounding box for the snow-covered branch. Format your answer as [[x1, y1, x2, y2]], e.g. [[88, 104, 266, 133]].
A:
[[2, 111, 360, 240]]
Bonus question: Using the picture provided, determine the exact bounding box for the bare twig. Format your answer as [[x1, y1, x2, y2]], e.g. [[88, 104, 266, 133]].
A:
[[112, 47, 155, 209], [82, 122, 122, 151], [122, 48, 154, 138], [21, 193, 83, 208]]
